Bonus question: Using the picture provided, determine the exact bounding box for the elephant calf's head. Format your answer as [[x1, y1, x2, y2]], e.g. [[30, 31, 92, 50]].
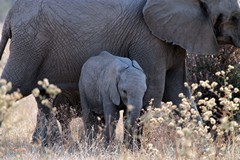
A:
[[117, 65, 147, 108]]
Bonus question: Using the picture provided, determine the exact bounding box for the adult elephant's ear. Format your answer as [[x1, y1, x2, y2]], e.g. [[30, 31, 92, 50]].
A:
[[143, 0, 218, 55]]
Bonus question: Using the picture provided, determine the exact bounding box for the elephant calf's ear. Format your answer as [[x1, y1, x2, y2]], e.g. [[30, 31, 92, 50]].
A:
[[103, 62, 121, 106], [143, 0, 218, 55], [132, 60, 144, 72], [110, 89, 120, 106]]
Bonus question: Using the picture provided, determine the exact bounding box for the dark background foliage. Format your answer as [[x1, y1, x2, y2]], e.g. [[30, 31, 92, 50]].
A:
[[187, 45, 240, 96]]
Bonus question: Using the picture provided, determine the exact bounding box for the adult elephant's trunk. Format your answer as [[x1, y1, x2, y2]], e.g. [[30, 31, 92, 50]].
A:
[[123, 100, 142, 149]]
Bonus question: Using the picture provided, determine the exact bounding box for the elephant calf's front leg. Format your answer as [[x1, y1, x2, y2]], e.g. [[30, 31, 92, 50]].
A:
[[103, 104, 120, 149]]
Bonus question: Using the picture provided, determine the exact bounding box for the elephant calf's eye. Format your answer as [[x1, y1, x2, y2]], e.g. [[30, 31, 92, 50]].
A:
[[123, 90, 127, 94]]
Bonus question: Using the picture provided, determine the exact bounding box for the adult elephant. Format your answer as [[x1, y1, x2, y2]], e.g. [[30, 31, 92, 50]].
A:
[[1, 0, 240, 148]]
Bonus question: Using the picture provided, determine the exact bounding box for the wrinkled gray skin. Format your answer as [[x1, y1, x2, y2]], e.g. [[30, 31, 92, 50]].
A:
[[79, 51, 147, 149], [1, 0, 240, 148]]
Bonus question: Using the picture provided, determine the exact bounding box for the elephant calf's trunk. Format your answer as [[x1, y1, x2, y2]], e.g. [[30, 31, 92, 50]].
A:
[[123, 104, 142, 149]]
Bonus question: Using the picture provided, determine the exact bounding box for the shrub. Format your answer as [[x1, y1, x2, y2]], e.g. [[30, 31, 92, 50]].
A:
[[0, 78, 61, 127], [187, 45, 240, 132], [141, 65, 240, 159], [187, 45, 240, 97], [0, 79, 22, 127]]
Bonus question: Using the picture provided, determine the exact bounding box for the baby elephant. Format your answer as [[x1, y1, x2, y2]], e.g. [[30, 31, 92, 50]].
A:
[[79, 51, 147, 149]]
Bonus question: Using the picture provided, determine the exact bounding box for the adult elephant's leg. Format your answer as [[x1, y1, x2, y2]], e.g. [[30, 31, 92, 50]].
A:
[[164, 68, 202, 121], [56, 106, 74, 148], [163, 68, 190, 105], [53, 92, 73, 147], [32, 102, 48, 146], [163, 51, 201, 120], [32, 97, 62, 148], [51, 90, 80, 151], [162, 52, 188, 106]]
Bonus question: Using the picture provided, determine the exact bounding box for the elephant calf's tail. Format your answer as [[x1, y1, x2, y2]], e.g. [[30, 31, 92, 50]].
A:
[[0, 18, 11, 60]]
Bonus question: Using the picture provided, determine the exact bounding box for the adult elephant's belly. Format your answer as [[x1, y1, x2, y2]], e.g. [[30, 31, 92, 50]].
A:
[[35, 49, 85, 90], [37, 69, 80, 91], [35, 43, 128, 92]]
